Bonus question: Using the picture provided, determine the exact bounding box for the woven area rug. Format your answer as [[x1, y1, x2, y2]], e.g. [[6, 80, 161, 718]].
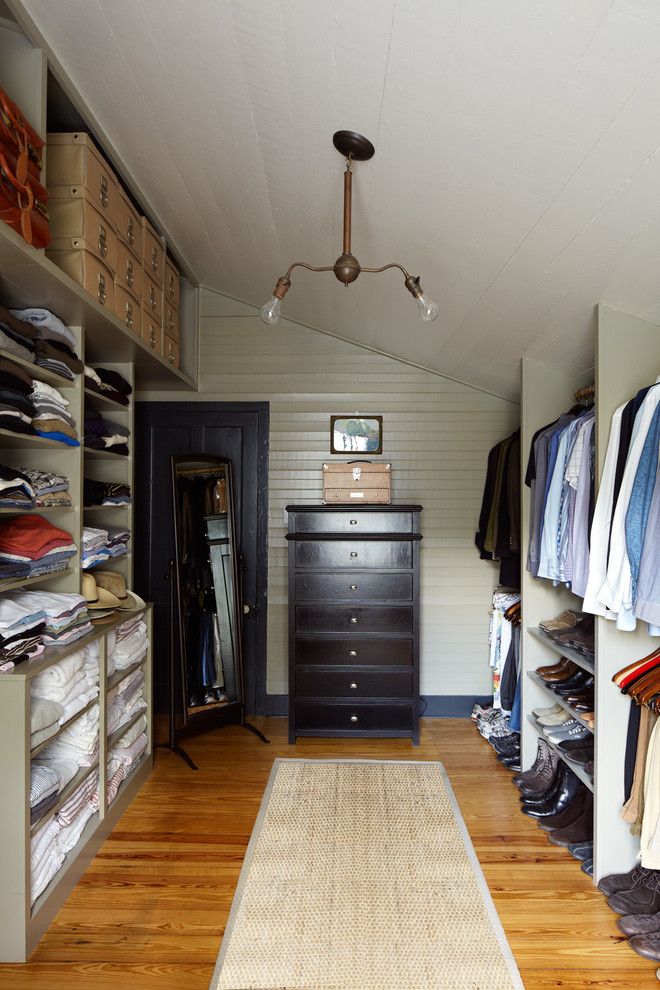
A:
[[210, 758, 524, 990]]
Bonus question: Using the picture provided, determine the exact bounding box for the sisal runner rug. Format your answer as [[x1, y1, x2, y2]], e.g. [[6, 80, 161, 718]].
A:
[[210, 758, 524, 990]]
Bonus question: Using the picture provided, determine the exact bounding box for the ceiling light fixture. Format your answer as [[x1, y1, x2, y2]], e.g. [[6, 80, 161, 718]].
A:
[[260, 130, 438, 325]]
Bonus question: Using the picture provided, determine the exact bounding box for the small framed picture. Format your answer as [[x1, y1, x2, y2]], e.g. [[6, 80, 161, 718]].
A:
[[330, 415, 383, 454]]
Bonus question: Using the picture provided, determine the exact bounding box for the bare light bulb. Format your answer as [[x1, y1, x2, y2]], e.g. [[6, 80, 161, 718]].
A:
[[260, 295, 282, 325], [415, 292, 439, 322]]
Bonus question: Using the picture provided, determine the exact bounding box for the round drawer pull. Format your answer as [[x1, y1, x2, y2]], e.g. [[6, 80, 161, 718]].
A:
[[349, 650, 357, 657], [349, 715, 358, 723], [350, 616, 358, 624], [350, 551, 358, 559], [349, 584, 357, 591], [349, 682, 358, 690], [349, 519, 358, 525]]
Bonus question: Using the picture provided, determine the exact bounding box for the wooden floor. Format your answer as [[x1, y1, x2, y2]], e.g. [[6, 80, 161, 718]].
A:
[[1, 717, 657, 989]]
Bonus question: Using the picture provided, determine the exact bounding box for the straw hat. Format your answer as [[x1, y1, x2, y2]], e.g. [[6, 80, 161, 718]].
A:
[[93, 570, 145, 611], [82, 572, 122, 610]]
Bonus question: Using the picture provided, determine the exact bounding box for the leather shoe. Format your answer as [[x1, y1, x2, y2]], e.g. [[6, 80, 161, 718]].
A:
[[499, 755, 521, 771], [521, 766, 581, 819], [628, 933, 660, 962], [560, 745, 594, 767], [608, 881, 660, 916], [568, 841, 593, 862], [598, 864, 651, 897], [537, 658, 575, 679], [539, 787, 591, 832], [512, 738, 553, 786], [546, 804, 593, 847], [617, 910, 660, 937]]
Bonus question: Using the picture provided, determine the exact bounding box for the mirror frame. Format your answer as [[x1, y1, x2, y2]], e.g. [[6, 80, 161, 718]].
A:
[[170, 454, 245, 728]]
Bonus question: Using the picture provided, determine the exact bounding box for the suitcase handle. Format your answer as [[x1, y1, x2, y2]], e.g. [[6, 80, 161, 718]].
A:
[[0, 150, 34, 244], [346, 460, 372, 464]]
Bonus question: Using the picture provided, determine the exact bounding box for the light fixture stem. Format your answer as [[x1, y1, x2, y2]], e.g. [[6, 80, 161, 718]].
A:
[[343, 164, 352, 255], [284, 262, 335, 279]]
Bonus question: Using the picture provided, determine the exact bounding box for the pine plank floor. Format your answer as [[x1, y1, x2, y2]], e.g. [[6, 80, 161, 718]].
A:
[[0, 717, 657, 989]]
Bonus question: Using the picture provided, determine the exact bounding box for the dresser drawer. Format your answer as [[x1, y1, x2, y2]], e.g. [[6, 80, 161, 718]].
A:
[[294, 511, 413, 534], [295, 540, 412, 569], [295, 701, 413, 733], [296, 668, 411, 699], [295, 571, 412, 602], [295, 638, 412, 666], [296, 605, 412, 635]]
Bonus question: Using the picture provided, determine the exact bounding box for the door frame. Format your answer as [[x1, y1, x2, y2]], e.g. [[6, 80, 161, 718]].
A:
[[135, 400, 270, 715]]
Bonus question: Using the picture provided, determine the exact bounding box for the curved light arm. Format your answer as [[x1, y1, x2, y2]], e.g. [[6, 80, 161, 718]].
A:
[[284, 261, 335, 278], [360, 262, 411, 277]]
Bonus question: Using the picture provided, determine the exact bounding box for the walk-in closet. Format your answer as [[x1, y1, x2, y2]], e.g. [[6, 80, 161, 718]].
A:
[[2, 1, 660, 988]]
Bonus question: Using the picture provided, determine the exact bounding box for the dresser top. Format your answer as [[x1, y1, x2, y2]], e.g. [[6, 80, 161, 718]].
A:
[[286, 504, 423, 512]]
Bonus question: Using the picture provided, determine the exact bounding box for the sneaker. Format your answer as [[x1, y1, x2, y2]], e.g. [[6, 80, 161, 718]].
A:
[[532, 703, 564, 719]]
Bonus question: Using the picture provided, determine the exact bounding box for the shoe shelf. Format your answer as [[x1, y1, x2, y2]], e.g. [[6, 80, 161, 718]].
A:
[[527, 671, 594, 732], [526, 715, 594, 793], [527, 626, 594, 675]]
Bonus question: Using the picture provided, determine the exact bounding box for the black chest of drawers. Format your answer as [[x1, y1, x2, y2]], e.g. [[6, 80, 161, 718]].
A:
[[286, 505, 422, 745]]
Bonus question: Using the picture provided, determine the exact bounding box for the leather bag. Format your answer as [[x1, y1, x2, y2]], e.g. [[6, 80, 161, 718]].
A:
[[0, 88, 44, 179], [0, 88, 49, 246], [0, 148, 50, 248]]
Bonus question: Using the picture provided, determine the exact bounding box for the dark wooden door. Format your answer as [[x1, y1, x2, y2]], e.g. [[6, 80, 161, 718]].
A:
[[134, 402, 269, 715]]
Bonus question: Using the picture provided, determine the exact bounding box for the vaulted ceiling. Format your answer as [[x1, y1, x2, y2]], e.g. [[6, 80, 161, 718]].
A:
[[20, 0, 660, 399]]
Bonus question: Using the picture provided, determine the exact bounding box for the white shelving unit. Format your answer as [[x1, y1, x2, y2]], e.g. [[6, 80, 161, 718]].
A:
[[0, 3, 197, 961], [520, 305, 660, 883]]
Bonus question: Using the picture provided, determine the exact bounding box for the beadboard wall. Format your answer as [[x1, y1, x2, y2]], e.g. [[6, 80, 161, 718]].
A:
[[142, 287, 519, 707]]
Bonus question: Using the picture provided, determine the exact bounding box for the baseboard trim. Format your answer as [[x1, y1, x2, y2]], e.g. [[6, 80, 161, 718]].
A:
[[264, 695, 491, 718]]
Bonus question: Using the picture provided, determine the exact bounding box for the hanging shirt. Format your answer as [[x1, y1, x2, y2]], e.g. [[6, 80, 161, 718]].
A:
[[626, 404, 660, 606], [599, 381, 660, 629], [583, 403, 625, 617], [570, 419, 595, 599]]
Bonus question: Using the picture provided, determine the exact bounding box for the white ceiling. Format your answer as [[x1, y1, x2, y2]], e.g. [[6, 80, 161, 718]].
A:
[[19, 0, 660, 399]]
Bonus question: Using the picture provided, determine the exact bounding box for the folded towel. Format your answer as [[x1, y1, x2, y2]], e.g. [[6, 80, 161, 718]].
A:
[[29, 764, 61, 807], [30, 697, 64, 734]]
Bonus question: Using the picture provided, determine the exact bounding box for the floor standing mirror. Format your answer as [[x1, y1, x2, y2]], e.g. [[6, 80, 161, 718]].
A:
[[165, 454, 267, 767]]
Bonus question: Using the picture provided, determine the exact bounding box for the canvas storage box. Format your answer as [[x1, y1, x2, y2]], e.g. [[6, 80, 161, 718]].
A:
[[322, 461, 391, 504], [47, 132, 120, 231]]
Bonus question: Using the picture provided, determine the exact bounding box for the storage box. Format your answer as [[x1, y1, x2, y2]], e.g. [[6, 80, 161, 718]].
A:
[[47, 133, 119, 231], [46, 247, 114, 311], [322, 461, 391, 504], [48, 197, 117, 272]]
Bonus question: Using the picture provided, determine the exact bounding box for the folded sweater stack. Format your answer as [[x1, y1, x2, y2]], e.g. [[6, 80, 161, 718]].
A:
[[84, 409, 129, 455], [31, 379, 79, 445], [0, 355, 39, 436], [0, 463, 36, 508], [0, 515, 76, 583], [9, 308, 82, 382], [19, 466, 71, 508], [0, 590, 88, 672], [82, 525, 130, 569], [83, 477, 131, 506], [84, 366, 132, 407], [29, 755, 78, 826]]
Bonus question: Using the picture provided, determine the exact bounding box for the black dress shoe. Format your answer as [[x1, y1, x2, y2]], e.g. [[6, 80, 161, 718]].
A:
[[499, 755, 521, 771], [568, 840, 594, 861], [560, 745, 594, 766], [521, 765, 582, 819], [539, 787, 591, 832]]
